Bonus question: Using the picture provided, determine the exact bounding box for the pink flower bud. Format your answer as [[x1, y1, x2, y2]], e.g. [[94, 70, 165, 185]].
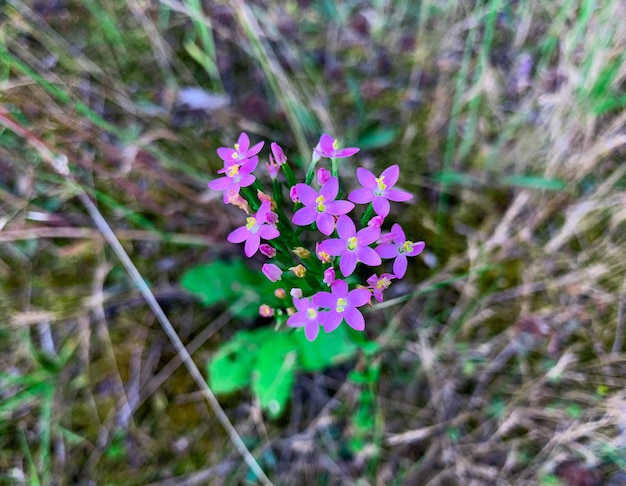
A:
[[274, 288, 287, 299], [270, 142, 287, 165], [266, 210, 279, 225], [367, 215, 384, 228], [259, 304, 274, 317], [323, 267, 336, 286], [290, 288, 303, 299], [262, 263, 282, 282], [259, 244, 276, 258], [290, 186, 299, 203], [317, 167, 331, 185]]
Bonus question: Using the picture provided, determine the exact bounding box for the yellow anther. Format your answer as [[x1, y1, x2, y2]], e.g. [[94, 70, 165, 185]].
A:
[[401, 241, 415, 253], [332, 139, 339, 150], [336, 297, 347, 313], [315, 195, 326, 212], [376, 277, 391, 290], [375, 176, 387, 191], [318, 251, 331, 263], [227, 164, 240, 177], [293, 247, 311, 259], [234, 143, 240, 151], [289, 264, 307, 278], [347, 236, 358, 250], [246, 217, 257, 230], [307, 308, 317, 319]]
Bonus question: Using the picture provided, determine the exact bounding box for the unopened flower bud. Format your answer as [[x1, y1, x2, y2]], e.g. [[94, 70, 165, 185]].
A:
[[368, 215, 384, 228], [257, 190, 277, 210], [271, 142, 287, 165], [262, 263, 283, 282], [259, 244, 276, 258], [225, 189, 250, 214], [290, 186, 299, 203], [266, 210, 279, 225], [259, 304, 274, 317], [286, 307, 295, 316], [290, 288, 303, 299], [323, 267, 336, 286], [317, 167, 331, 185], [292, 247, 311, 259], [274, 288, 287, 299], [289, 264, 307, 278]]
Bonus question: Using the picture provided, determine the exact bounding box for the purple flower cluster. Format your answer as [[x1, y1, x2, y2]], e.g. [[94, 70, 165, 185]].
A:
[[209, 132, 425, 341]]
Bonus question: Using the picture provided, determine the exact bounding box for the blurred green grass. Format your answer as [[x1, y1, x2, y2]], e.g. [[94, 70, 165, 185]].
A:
[[2, 0, 626, 484]]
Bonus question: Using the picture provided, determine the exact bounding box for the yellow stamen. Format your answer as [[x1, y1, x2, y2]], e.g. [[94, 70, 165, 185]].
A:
[[332, 139, 339, 150], [315, 195, 326, 212], [293, 247, 311, 259], [376, 277, 391, 290], [401, 241, 415, 253], [227, 164, 240, 177], [318, 251, 331, 263], [336, 297, 347, 313], [307, 308, 317, 319], [234, 143, 240, 151], [246, 217, 257, 230], [347, 236, 358, 250], [375, 176, 387, 191]]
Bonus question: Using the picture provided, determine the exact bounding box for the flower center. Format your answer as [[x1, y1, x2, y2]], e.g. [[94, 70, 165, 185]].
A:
[[376, 277, 392, 290], [246, 217, 258, 232], [307, 308, 317, 319], [347, 236, 358, 250], [227, 164, 240, 177], [315, 195, 326, 212], [336, 297, 347, 313], [400, 241, 415, 253], [375, 176, 387, 193]]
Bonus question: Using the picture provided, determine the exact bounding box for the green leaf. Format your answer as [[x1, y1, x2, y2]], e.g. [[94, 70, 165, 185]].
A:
[[181, 259, 266, 317], [252, 333, 297, 418], [208, 329, 273, 394], [294, 325, 360, 372]]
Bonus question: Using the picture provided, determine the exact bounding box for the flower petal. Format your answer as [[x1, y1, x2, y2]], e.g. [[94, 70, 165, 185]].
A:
[[376, 243, 398, 259], [336, 215, 356, 240], [227, 226, 249, 243], [385, 189, 413, 202], [372, 196, 390, 217], [335, 147, 359, 158], [313, 291, 336, 309], [343, 307, 365, 331], [216, 147, 236, 161], [381, 164, 400, 186], [317, 212, 335, 236], [356, 167, 377, 188], [295, 183, 317, 207], [247, 141, 264, 158], [319, 239, 347, 256], [304, 321, 320, 341], [320, 177, 339, 201], [287, 313, 307, 328], [347, 288, 372, 307], [407, 241, 426, 257], [325, 200, 354, 216], [244, 233, 260, 257], [323, 311, 342, 333], [258, 225, 279, 240], [393, 254, 408, 278], [356, 226, 381, 246], [330, 279, 349, 297], [348, 188, 374, 204], [208, 177, 232, 191], [356, 246, 382, 267], [237, 132, 250, 152], [318, 134, 335, 155], [339, 251, 357, 277], [293, 207, 318, 226]]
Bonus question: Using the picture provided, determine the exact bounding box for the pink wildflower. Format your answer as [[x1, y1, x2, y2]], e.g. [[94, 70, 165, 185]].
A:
[[376, 223, 425, 278], [227, 201, 280, 257], [270, 142, 287, 165], [318, 215, 381, 277], [313, 280, 371, 332], [217, 132, 264, 163], [349, 165, 413, 217], [208, 156, 258, 200], [292, 177, 354, 236], [287, 297, 327, 342], [367, 273, 395, 303], [314, 134, 360, 159]]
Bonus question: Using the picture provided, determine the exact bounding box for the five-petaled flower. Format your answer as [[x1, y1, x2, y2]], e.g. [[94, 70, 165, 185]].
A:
[[376, 223, 425, 278], [292, 177, 354, 236], [367, 273, 395, 303], [313, 279, 372, 332], [314, 134, 360, 159], [349, 165, 413, 217], [318, 215, 381, 277], [208, 156, 258, 201], [217, 132, 264, 163], [287, 297, 327, 342], [227, 201, 280, 257]]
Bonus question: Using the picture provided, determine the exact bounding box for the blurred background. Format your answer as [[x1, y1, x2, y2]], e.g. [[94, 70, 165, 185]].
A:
[[2, 0, 626, 484]]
